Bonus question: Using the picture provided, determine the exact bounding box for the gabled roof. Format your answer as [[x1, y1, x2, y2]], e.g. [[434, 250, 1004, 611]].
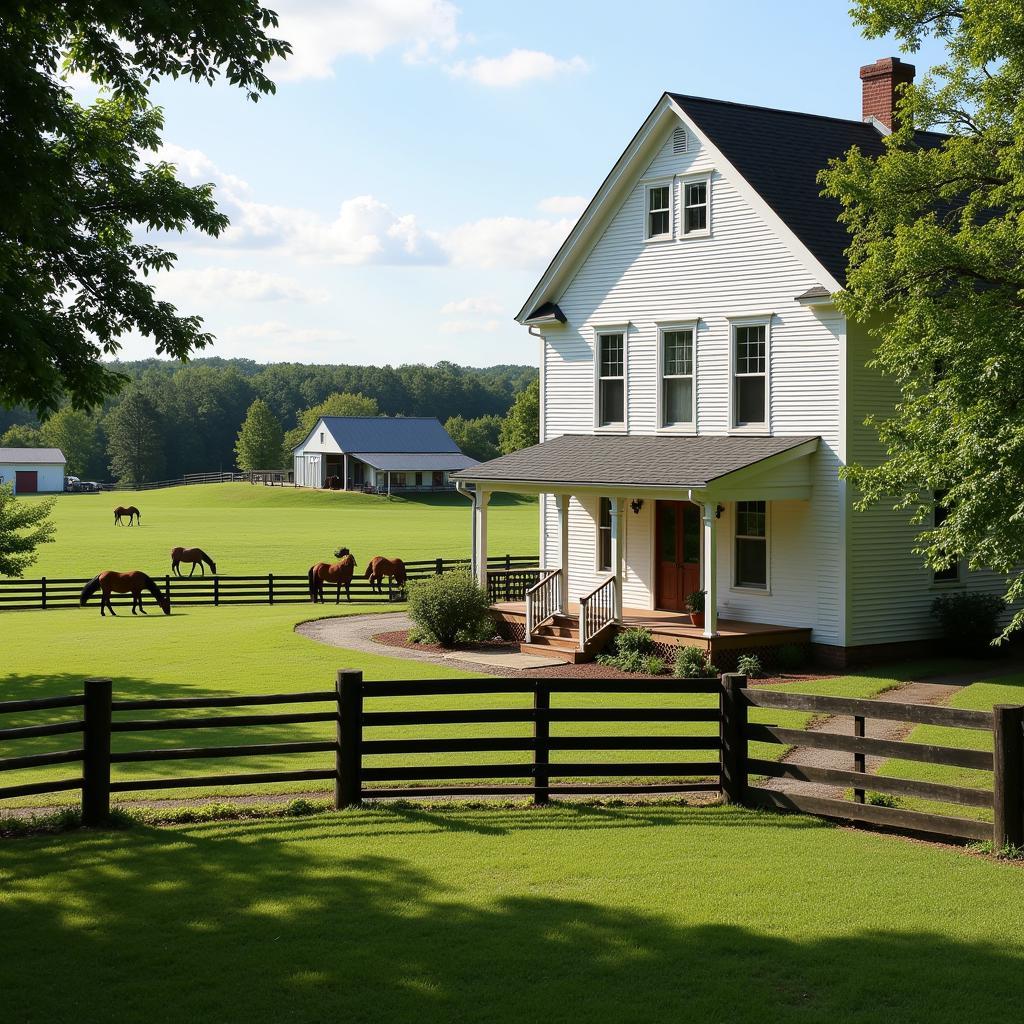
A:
[[453, 433, 818, 490], [0, 447, 66, 465], [300, 417, 461, 455]]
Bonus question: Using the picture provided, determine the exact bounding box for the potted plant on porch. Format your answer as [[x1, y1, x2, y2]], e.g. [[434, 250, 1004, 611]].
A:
[[687, 589, 706, 629]]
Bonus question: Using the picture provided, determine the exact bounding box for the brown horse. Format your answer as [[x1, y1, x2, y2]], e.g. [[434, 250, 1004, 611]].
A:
[[309, 549, 357, 603], [364, 555, 407, 594], [80, 571, 170, 617], [171, 546, 217, 576], [113, 505, 141, 526]]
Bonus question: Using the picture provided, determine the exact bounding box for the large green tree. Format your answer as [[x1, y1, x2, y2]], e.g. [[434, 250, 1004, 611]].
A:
[[235, 399, 284, 471], [1, 2, 289, 416], [499, 378, 540, 454], [0, 484, 56, 577], [0, 425, 46, 449], [106, 387, 163, 483], [821, 0, 1024, 639], [40, 406, 100, 476], [283, 392, 381, 455], [444, 415, 503, 463]]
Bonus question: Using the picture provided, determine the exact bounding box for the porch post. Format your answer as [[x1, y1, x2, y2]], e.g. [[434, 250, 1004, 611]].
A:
[[343, 453, 348, 491], [474, 489, 491, 586], [554, 493, 570, 613], [610, 496, 625, 620], [702, 502, 718, 637]]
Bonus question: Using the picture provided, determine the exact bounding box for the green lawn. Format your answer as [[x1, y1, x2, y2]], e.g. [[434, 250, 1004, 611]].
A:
[[17, 483, 537, 578], [2, 804, 1023, 1023], [0, 601, 976, 804]]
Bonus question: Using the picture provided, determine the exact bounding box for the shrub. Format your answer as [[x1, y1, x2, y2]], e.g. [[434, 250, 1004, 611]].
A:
[[614, 627, 657, 657], [866, 792, 898, 808], [407, 570, 493, 647], [673, 646, 720, 678], [775, 644, 807, 672], [931, 591, 1005, 656], [736, 653, 763, 678], [597, 628, 665, 674]]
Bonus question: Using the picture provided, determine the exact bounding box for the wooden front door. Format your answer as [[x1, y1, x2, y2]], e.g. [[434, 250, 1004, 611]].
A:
[[655, 501, 701, 611]]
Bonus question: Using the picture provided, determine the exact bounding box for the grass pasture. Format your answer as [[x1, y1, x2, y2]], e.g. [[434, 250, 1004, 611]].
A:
[[2, 804, 1024, 1023], [17, 483, 538, 579]]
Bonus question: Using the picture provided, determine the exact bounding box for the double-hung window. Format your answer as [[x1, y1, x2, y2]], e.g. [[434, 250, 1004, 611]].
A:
[[597, 332, 625, 427], [734, 501, 768, 590], [598, 498, 612, 572], [661, 328, 694, 427], [933, 490, 960, 583], [646, 183, 671, 239], [733, 323, 767, 428], [683, 179, 708, 234]]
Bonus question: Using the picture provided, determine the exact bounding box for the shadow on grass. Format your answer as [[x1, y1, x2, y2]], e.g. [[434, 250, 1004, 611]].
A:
[[0, 805, 1021, 1022]]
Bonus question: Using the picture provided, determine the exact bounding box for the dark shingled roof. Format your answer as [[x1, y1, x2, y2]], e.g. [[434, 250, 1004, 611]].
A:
[[453, 434, 818, 489], [669, 94, 946, 284], [306, 417, 461, 454], [524, 301, 567, 324]]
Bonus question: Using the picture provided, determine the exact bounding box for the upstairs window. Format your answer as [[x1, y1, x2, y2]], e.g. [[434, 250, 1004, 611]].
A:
[[661, 328, 694, 427], [933, 490, 960, 583], [733, 323, 767, 427], [597, 332, 625, 427], [683, 179, 708, 234], [646, 183, 671, 239], [735, 501, 768, 589]]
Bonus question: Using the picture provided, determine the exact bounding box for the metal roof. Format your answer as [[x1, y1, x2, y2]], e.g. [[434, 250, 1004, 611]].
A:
[[299, 417, 462, 454], [453, 434, 818, 489], [356, 453, 480, 472], [0, 447, 66, 465]]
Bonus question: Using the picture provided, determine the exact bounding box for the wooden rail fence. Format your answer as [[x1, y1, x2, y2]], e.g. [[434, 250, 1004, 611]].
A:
[[3, 673, 1022, 848], [0, 555, 538, 611]]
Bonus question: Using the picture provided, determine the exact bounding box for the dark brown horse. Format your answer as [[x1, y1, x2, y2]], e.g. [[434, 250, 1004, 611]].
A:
[[80, 571, 170, 617], [308, 549, 357, 603], [364, 555, 406, 594], [113, 505, 141, 526], [171, 546, 217, 576]]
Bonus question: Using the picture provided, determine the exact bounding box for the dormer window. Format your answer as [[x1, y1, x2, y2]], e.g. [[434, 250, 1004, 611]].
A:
[[645, 183, 672, 240], [683, 177, 710, 235]]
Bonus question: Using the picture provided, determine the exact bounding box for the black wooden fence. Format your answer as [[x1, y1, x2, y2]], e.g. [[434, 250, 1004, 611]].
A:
[[0, 555, 538, 610], [3, 673, 1022, 848]]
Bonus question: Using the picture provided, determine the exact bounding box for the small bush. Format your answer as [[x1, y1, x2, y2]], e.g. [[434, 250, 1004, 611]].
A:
[[673, 646, 720, 678], [931, 591, 1005, 656], [597, 628, 665, 674], [775, 644, 807, 672], [866, 792, 898, 808], [736, 653, 763, 678], [615, 627, 657, 657], [407, 570, 492, 647]]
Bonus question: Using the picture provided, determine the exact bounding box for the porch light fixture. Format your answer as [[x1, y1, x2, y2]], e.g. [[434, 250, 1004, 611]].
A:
[[630, 499, 644, 515], [716, 504, 724, 519]]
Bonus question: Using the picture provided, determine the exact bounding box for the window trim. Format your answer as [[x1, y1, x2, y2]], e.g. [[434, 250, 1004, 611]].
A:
[[931, 490, 963, 586], [596, 496, 613, 573], [656, 320, 698, 434], [593, 324, 629, 432], [641, 177, 675, 242], [728, 317, 771, 435], [680, 172, 711, 238], [731, 500, 771, 594]]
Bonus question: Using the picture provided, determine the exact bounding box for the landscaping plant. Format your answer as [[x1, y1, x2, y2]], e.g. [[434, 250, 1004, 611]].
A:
[[736, 653, 763, 679], [673, 646, 720, 679], [597, 628, 665, 674], [407, 569, 493, 647]]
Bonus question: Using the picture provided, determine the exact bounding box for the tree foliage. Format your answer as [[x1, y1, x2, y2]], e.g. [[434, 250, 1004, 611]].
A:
[[40, 406, 100, 476], [0, 484, 56, 577], [235, 399, 284, 471], [282, 392, 380, 456], [820, 0, 1024, 639], [1, 2, 290, 416], [499, 378, 540, 454], [105, 387, 163, 483], [444, 415, 503, 462], [0, 425, 46, 449]]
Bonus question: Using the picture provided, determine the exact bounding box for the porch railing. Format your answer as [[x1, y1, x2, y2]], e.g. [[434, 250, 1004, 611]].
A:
[[485, 565, 544, 603], [579, 575, 617, 652], [525, 569, 562, 642]]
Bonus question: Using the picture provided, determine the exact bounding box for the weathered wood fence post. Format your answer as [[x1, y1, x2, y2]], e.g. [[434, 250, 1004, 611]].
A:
[[268, 573, 275, 605], [993, 704, 1024, 849], [335, 669, 364, 809], [81, 677, 112, 826], [853, 714, 866, 803], [719, 673, 748, 804], [41, 577, 47, 610], [534, 682, 550, 806]]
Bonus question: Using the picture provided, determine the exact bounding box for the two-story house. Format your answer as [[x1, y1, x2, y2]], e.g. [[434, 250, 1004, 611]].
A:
[[454, 58, 1006, 668]]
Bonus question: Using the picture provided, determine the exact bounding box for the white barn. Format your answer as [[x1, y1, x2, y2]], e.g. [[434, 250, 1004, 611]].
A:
[[0, 448, 66, 494]]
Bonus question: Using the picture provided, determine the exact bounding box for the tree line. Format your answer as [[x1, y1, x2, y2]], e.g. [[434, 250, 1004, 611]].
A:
[[0, 359, 537, 483]]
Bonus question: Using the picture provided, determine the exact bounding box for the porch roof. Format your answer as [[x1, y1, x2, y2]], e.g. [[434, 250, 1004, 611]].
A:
[[452, 433, 819, 491], [354, 452, 479, 471]]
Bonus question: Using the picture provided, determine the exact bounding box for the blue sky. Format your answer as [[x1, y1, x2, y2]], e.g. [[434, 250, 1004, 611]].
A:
[[102, 1, 947, 368]]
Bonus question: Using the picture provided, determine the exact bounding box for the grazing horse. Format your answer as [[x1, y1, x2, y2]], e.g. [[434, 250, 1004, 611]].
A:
[[113, 505, 141, 526], [364, 555, 407, 594], [309, 549, 357, 603], [80, 571, 170, 617], [171, 547, 217, 577]]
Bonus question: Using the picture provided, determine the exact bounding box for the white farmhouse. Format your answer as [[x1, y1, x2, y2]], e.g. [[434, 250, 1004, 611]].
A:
[[455, 58, 1002, 668], [292, 416, 478, 492], [0, 448, 66, 494]]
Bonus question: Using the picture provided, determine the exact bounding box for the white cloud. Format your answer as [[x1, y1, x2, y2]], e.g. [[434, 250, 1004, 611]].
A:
[[440, 297, 503, 315], [216, 320, 354, 361], [446, 49, 588, 88], [443, 215, 574, 269], [439, 319, 502, 335], [537, 195, 587, 216], [158, 268, 329, 304], [273, 0, 460, 80]]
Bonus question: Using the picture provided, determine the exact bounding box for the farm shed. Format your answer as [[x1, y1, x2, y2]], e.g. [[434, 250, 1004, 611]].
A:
[[0, 447, 66, 494], [292, 417, 478, 492]]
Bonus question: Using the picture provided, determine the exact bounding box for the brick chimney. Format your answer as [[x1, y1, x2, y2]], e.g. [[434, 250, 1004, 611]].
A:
[[859, 56, 915, 131]]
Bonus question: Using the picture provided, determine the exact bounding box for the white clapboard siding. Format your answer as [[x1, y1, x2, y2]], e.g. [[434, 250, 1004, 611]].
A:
[[539, 120, 844, 644]]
